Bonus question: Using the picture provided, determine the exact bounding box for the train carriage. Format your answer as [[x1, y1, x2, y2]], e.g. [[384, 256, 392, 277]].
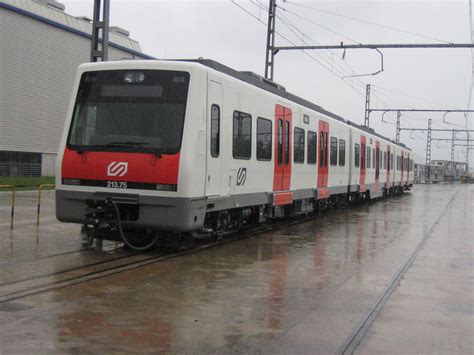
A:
[[56, 59, 413, 248]]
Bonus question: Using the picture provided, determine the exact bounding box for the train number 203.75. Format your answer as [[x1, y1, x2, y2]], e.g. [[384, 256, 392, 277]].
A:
[[107, 181, 127, 189]]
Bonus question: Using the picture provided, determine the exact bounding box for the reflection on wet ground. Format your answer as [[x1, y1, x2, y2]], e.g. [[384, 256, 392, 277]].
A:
[[0, 184, 471, 353]]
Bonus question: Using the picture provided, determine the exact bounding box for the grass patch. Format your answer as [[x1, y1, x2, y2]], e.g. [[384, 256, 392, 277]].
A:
[[0, 176, 55, 191]]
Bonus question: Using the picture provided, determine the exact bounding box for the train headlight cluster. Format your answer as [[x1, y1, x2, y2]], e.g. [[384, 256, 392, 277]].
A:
[[62, 178, 81, 186], [123, 71, 145, 83], [156, 184, 177, 192]]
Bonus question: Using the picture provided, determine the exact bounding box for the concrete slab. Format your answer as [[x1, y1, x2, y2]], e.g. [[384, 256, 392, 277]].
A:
[[356, 184, 473, 354], [0, 184, 472, 353]]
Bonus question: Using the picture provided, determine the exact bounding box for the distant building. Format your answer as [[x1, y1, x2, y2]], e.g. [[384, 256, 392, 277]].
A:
[[415, 160, 468, 183], [0, 0, 153, 176]]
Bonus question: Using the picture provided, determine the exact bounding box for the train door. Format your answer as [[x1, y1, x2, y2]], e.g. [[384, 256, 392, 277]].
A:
[[386, 145, 391, 189], [317, 120, 329, 198], [360, 135, 367, 192], [205, 81, 223, 196], [375, 141, 380, 193], [273, 104, 292, 191]]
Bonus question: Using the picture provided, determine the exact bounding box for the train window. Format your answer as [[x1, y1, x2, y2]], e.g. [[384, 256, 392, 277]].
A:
[[210, 104, 220, 158], [372, 148, 375, 168], [278, 119, 283, 164], [307, 131, 317, 164], [319, 132, 325, 167], [257, 117, 272, 161], [294, 127, 305, 163], [330, 137, 338, 166], [367, 147, 371, 169], [232, 111, 252, 159], [391, 153, 394, 169], [355, 143, 360, 167], [383, 151, 387, 170], [338, 139, 345, 166], [303, 114, 310, 124], [285, 121, 290, 164]]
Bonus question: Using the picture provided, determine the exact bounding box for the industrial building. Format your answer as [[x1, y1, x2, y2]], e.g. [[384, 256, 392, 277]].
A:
[[0, 0, 152, 176]]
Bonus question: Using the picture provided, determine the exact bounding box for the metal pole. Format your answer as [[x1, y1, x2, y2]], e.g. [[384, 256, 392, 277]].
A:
[[425, 119, 432, 183], [451, 130, 456, 183], [264, 0, 277, 80], [90, 0, 110, 62], [364, 84, 371, 127], [395, 110, 401, 142]]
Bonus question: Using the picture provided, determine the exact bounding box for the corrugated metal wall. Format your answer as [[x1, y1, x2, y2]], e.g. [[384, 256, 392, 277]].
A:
[[0, 6, 147, 159]]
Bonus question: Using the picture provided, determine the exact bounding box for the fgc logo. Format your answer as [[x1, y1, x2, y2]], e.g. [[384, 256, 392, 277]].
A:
[[107, 162, 128, 177]]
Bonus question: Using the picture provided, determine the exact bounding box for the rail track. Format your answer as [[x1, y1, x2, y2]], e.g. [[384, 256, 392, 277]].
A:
[[0, 189, 421, 307]]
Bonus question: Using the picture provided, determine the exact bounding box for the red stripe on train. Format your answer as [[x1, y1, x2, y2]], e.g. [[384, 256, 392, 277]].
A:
[[61, 148, 180, 184]]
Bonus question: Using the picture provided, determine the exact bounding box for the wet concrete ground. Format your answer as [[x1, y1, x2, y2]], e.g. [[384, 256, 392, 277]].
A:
[[0, 184, 472, 353]]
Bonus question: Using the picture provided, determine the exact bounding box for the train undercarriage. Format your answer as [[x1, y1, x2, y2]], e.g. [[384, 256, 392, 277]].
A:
[[81, 185, 412, 251]]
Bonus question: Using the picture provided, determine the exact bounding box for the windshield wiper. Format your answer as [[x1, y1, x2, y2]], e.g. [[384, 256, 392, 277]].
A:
[[76, 142, 162, 158], [110, 141, 162, 158]]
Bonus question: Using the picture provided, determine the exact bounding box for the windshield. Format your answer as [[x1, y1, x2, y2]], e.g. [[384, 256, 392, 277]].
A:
[[67, 70, 190, 154]]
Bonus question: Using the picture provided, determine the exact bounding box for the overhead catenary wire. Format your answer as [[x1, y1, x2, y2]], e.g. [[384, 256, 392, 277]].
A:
[[249, 0, 367, 91], [252, 0, 366, 84], [283, 1, 454, 44], [230, 0, 367, 97]]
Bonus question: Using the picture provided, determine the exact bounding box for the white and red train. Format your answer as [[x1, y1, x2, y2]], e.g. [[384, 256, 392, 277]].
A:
[[56, 59, 413, 243]]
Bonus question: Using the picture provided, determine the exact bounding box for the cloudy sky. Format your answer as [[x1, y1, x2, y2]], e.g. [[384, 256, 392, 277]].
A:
[[62, 0, 474, 166]]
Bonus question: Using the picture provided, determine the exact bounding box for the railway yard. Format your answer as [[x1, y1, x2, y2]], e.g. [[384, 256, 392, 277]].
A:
[[0, 183, 472, 353]]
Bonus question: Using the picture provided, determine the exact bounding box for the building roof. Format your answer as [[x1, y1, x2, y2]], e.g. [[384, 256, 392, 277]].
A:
[[1, 0, 154, 59]]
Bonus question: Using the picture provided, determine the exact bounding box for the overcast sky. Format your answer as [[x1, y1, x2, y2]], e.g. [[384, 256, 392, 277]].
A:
[[62, 0, 474, 166]]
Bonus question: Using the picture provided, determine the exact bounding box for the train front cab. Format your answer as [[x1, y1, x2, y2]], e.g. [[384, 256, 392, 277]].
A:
[[55, 61, 210, 233]]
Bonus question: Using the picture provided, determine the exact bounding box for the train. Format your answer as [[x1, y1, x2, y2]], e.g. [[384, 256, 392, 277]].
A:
[[56, 59, 414, 249]]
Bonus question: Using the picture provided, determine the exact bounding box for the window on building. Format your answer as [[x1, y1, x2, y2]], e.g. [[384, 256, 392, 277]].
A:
[[367, 147, 371, 169], [330, 137, 338, 166], [257, 117, 272, 161], [338, 139, 345, 166], [355, 143, 360, 167], [307, 130, 317, 164], [210, 104, 220, 157], [294, 127, 305, 163], [233, 111, 252, 159]]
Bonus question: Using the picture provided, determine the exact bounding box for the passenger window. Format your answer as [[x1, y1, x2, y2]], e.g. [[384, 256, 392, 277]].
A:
[[372, 148, 375, 168], [367, 147, 371, 169], [330, 137, 338, 166], [338, 139, 345, 166], [278, 119, 283, 164], [210, 104, 220, 158], [232, 111, 252, 159], [307, 131, 317, 164], [257, 117, 272, 161], [320, 132, 328, 168], [355, 143, 360, 167], [294, 127, 305, 163]]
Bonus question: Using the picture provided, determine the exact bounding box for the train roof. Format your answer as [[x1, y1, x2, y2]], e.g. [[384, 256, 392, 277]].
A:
[[177, 59, 410, 151]]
